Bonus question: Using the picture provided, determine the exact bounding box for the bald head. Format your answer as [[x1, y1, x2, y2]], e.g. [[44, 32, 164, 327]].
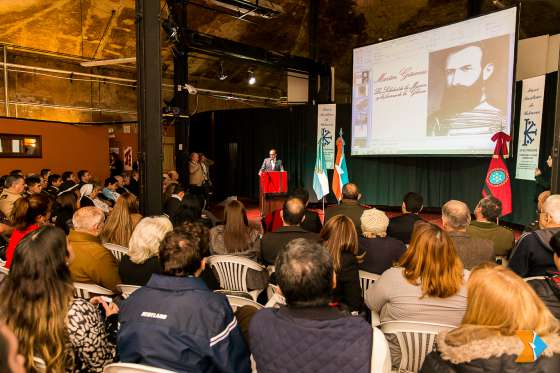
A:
[[282, 197, 305, 226], [342, 183, 360, 200], [442, 200, 471, 232]]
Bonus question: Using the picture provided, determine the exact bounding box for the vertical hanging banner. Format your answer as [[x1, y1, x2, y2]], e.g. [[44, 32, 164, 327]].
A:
[[124, 146, 133, 171], [515, 75, 546, 180], [317, 104, 336, 169]]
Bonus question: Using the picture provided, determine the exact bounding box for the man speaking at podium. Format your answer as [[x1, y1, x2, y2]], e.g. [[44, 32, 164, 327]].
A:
[[259, 149, 284, 175]]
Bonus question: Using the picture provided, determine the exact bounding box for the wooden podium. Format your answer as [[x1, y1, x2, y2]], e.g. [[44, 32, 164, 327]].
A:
[[259, 171, 288, 216]]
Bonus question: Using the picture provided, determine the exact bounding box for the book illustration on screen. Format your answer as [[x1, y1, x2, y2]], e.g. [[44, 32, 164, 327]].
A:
[[427, 34, 510, 137]]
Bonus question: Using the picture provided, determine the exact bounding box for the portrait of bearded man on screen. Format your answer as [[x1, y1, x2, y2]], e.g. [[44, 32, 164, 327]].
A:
[[427, 38, 508, 137]]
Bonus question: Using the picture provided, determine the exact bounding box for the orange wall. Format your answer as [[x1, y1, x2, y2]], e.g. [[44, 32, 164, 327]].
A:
[[0, 118, 110, 182]]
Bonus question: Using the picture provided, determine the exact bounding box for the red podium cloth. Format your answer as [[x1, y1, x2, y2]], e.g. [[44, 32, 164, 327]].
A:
[[260, 171, 287, 194]]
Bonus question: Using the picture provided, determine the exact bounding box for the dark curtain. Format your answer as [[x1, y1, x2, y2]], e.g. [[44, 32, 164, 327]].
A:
[[189, 72, 557, 226]]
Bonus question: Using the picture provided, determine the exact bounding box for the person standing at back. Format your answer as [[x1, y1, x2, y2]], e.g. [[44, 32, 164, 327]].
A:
[[387, 192, 424, 244], [324, 183, 368, 235]]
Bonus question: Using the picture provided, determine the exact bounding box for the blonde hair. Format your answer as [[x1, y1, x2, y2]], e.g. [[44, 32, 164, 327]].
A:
[[100, 195, 134, 246], [320, 215, 359, 272], [460, 265, 559, 337], [128, 216, 173, 264], [397, 221, 464, 298]]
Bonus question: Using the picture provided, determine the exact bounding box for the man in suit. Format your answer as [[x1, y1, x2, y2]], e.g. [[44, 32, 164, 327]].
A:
[[324, 183, 368, 235], [442, 200, 494, 270], [259, 149, 284, 175], [387, 192, 425, 244], [261, 197, 321, 265]]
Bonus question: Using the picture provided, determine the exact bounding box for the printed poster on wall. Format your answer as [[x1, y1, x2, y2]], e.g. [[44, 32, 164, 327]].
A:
[[123, 146, 133, 171], [317, 104, 336, 169], [515, 75, 546, 181]]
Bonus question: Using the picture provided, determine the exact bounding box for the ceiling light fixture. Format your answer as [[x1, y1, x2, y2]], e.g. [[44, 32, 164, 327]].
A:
[[218, 61, 228, 81], [248, 68, 256, 85]]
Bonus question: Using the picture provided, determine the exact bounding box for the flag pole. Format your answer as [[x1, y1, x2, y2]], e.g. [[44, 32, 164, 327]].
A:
[[322, 196, 325, 213]]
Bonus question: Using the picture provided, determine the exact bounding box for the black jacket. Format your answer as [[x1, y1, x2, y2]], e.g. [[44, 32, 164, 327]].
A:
[[358, 236, 406, 275], [387, 213, 423, 244], [261, 226, 321, 265], [421, 328, 560, 373], [163, 196, 182, 221], [301, 210, 322, 233], [119, 256, 162, 286], [324, 200, 368, 235], [508, 228, 560, 277], [332, 251, 363, 312], [527, 272, 560, 319]]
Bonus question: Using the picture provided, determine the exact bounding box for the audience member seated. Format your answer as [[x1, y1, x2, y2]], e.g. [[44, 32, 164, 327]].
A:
[[59, 171, 77, 193], [324, 183, 368, 235], [0, 175, 24, 219], [261, 197, 321, 265], [100, 194, 137, 247], [163, 183, 185, 220], [387, 192, 424, 244], [366, 222, 468, 367], [467, 196, 514, 257], [24, 176, 42, 196], [526, 231, 560, 319], [46, 173, 63, 197], [118, 226, 250, 373], [359, 208, 406, 275], [509, 194, 560, 277], [5, 194, 52, 269], [77, 169, 92, 187], [168, 170, 180, 184], [442, 200, 494, 270], [40, 167, 51, 184], [114, 174, 130, 195], [0, 322, 25, 373], [321, 215, 364, 312], [249, 238, 374, 373], [263, 188, 322, 234], [124, 192, 142, 227], [421, 265, 560, 372], [52, 191, 78, 235], [119, 216, 173, 286], [128, 170, 140, 196], [110, 153, 124, 177], [69, 207, 121, 292], [525, 190, 551, 233], [173, 193, 213, 228], [80, 183, 110, 214], [0, 226, 117, 372], [102, 177, 121, 202]]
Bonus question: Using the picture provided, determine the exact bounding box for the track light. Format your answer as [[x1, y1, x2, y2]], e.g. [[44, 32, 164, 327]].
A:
[[248, 68, 256, 85], [218, 61, 228, 81]]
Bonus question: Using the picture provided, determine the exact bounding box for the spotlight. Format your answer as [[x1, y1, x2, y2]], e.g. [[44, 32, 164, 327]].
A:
[[248, 68, 256, 85], [218, 61, 228, 81]]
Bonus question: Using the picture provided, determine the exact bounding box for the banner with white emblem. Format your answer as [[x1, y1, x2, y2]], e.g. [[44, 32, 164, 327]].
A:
[[317, 104, 336, 169], [515, 75, 545, 181]]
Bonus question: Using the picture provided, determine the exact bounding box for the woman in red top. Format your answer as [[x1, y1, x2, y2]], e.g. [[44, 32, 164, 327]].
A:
[[5, 194, 52, 268]]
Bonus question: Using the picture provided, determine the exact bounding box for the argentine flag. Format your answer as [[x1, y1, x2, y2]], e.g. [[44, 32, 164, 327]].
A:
[[332, 129, 349, 201], [313, 138, 329, 199]]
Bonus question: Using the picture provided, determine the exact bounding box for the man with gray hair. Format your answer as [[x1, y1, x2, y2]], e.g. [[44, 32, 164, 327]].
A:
[[509, 194, 560, 277], [467, 196, 514, 257], [250, 238, 380, 373], [441, 200, 494, 270], [68, 206, 121, 291]]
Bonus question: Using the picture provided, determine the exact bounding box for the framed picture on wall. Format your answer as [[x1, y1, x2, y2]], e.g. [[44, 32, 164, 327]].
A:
[[0, 134, 42, 158]]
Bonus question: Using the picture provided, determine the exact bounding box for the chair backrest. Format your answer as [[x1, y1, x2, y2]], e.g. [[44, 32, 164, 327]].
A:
[[359, 270, 380, 299], [226, 294, 264, 311], [207, 255, 266, 292], [74, 282, 114, 299], [524, 276, 546, 282], [33, 357, 46, 373], [381, 321, 455, 373], [0, 265, 9, 275], [103, 243, 128, 262], [117, 284, 141, 299], [104, 363, 177, 373]]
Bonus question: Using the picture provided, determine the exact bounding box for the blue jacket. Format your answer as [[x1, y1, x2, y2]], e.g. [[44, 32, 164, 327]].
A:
[[117, 274, 250, 373], [249, 306, 372, 373]]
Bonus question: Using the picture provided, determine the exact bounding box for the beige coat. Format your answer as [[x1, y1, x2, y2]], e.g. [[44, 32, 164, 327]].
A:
[[0, 190, 21, 219], [189, 161, 204, 186]]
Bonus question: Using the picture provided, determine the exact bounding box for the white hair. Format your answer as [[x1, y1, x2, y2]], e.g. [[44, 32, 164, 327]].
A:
[[543, 194, 560, 224], [72, 207, 105, 232], [128, 216, 173, 264]]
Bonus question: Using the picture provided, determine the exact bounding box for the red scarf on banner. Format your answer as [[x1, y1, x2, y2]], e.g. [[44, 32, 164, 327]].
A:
[[482, 132, 512, 216]]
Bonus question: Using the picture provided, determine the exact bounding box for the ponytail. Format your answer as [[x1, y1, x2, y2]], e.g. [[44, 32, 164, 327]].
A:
[[11, 194, 52, 230]]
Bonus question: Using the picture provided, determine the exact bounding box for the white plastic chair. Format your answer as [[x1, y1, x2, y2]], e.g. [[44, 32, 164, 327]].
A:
[[103, 243, 128, 262], [225, 294, 264, 311], [524, 276, 546, 282], [359, 270, 380, 299], [371, 327, 392, 373], [495, 255, 509, 266], [381, 321, 455, 373], [207, 255, 267, 301], [103, 363, 177, 373], [74, 282, 114, 299], [117, 284, 141, 299]]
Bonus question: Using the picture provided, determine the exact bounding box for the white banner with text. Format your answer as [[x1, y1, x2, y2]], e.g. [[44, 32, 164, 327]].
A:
[[317, 104, 336, 169]]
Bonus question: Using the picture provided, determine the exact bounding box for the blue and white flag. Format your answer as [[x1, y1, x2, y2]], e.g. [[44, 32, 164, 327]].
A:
[[313, 138, 329, 199]]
